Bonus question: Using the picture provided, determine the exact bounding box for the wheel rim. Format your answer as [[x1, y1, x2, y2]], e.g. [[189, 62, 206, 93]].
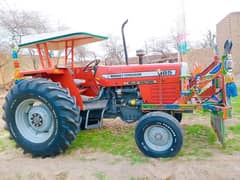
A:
[[15, 98, 55, 143], [144, 125, 173, 152]]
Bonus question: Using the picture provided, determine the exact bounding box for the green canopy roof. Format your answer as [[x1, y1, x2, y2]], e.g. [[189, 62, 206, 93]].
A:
[[19, 31, 108, 50]]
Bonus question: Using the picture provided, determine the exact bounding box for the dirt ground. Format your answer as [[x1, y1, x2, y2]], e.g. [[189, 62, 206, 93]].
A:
[[0, 94, 240, 180]]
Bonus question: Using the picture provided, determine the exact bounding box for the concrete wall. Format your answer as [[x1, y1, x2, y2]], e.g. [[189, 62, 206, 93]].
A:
[[0, 54, 35, 86], [185, 48, 215, 71]]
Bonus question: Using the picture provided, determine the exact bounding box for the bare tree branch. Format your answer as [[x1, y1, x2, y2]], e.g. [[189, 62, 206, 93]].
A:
[[0, 8, 69, 69], [200, 30, 215, 48], [0, 9, 50, 49], [102, 35, 124, 65], [145, 38, 173, 58]]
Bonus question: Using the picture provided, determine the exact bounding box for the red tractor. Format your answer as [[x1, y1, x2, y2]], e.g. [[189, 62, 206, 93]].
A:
[[2, 22, 237, 158]]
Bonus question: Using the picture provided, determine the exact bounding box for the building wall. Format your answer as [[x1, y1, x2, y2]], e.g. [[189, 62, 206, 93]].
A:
[[0, 54, 35, 86], [216, 12, 240, 74], [185, 48, 215, 71]]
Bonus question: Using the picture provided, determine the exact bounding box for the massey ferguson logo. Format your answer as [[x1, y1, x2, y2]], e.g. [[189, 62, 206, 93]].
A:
[[102, 70, 176, 79], [158, 70, 176, 76]]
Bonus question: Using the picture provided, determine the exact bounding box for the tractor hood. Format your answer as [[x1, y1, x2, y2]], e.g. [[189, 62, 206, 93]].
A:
[[95, 63, 181, 87]]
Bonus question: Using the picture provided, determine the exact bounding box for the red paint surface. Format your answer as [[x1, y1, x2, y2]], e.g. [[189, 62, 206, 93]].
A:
[[95, 63, 181, 104]]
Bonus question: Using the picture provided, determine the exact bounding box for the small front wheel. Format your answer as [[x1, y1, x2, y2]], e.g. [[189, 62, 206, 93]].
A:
[[135, 111, 183, 158]]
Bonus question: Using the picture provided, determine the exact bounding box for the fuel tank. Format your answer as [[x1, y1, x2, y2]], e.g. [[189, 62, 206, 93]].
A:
[[96, 63, 183, 104]]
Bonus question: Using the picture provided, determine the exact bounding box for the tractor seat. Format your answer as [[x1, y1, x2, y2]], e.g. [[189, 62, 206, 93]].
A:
[[74, 79, 88, 94], [81, 95, 94, 102], [74, 79, 86, 86]]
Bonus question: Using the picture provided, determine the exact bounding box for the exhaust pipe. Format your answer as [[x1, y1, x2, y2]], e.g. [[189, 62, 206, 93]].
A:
[[136, 49, 145, 64], [121, 19, 128, 65]]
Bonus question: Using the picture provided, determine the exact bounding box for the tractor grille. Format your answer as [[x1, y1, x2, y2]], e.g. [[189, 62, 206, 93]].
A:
[[141, 82, 180, 104], [149, 83, 180, 104]]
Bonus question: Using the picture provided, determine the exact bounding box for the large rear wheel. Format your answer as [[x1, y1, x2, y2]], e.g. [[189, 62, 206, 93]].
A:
[[135, 111, 183, 158], [2, 78, 80, 157]]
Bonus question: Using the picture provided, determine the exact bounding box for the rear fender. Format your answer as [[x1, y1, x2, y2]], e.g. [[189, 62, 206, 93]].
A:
[[48, 69, 83, 109]]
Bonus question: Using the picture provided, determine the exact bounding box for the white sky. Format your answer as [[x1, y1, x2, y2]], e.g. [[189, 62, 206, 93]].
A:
[[1, 0, 240, 55]]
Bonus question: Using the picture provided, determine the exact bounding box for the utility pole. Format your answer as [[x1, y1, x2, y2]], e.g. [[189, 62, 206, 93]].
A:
[[177, 0, 187, 62]]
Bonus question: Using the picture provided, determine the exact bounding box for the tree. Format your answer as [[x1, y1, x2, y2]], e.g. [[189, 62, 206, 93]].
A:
[[0, 8, 69, 69], [201, 30, 215, 48], [170, 32, 179, 51], [75, 46, 97, 63], [0, 9, 50, 69], [0, 9, 50, 50], [145, 37, 173, 58], [102, 35, 124, 65]]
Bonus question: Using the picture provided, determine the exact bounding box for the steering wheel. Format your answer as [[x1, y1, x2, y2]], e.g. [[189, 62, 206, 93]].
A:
[[83, 59, 100, 72]]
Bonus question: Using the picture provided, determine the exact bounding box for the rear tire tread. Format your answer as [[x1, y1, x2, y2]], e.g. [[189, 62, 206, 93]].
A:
[[3, 78, 81, 157]]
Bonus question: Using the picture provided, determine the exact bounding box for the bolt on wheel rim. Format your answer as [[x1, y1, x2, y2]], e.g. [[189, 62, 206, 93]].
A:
[[144, 125, 173, 152], [15, 98, 55, 143]]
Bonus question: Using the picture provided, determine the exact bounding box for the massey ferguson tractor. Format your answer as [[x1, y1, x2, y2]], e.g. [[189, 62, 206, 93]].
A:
[[2, 21, 237, 158]]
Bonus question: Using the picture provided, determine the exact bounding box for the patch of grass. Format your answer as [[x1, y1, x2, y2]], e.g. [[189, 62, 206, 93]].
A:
[[221, 87, 240, 154], [195, 109, 209, 117], [231, 87, 240, 116], [94, 171, 108, 180], [69, 123, 221, 161], [16, 173, 22, 180], [179, 124, 217, 159], [0, 133, 16, 152], [69, 126, 148, 163], [223, 137, 240, 154], [223, 122, 240, 154], [0, 121, 239, 162], [186, 124, 216, 144], [228, 123, 240, 134]]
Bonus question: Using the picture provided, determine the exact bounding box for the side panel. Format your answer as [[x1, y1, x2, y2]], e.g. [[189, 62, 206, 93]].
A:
[[95, 63, 181, 87], [139, 75, 181, 104], [96, 63, 181, 104]]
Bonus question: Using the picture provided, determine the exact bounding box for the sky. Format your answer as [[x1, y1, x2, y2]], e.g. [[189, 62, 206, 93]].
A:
[[1, 0, 239, 56]]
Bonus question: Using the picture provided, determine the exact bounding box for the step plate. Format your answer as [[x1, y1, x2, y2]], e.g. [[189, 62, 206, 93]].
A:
[[84, 99, 108, 110], [84, 109, 105, 129]]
